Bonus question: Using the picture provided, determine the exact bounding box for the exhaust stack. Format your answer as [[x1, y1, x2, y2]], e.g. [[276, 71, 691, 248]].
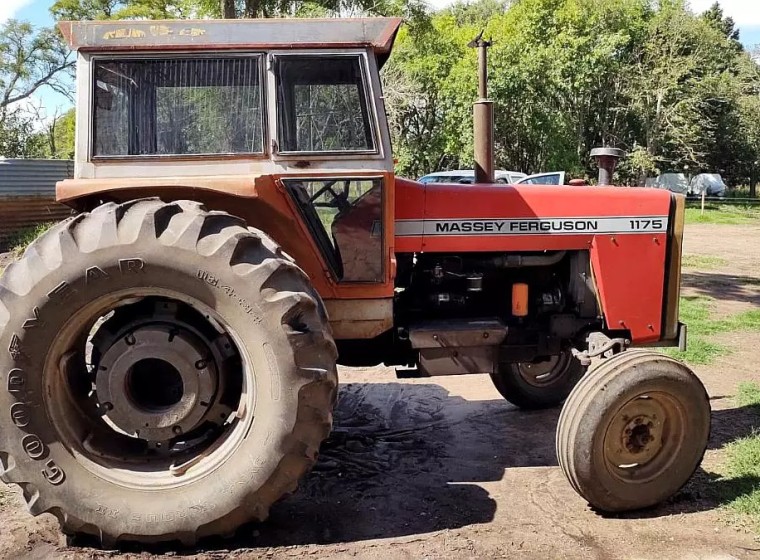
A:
[[469, 33, 494, 184]]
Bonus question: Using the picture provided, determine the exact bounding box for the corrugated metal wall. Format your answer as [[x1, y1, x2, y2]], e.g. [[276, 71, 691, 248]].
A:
[[0, 159, 75, 250]]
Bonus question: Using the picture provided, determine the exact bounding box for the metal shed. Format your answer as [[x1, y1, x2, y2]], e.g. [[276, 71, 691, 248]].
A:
[[0, 159, 74, 250]]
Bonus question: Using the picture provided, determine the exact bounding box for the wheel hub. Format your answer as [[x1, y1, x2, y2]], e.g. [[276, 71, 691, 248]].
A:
[[605, 395, 669, 471], [620, 414, 662, 463], [517, 353, 566, 387], [95, 324, 218, 443]]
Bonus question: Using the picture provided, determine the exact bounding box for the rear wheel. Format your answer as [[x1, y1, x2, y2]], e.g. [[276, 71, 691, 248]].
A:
[[490, 348, 584, 409], [556, 351, 710, 512], [0, 199, 338, 546]]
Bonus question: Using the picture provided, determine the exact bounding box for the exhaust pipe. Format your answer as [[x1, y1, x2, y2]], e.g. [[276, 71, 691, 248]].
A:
[[469, 32, 494, 184]]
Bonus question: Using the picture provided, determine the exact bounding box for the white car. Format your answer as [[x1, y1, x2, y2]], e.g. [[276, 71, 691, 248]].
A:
[[419, 170, 566, 185], [689, 174, 727, 197], [419, 169, 526, 184], [646, 173, 727, 197], [645, 173, 689, 194]]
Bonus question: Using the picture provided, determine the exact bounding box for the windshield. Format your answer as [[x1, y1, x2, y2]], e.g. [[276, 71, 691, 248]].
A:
[[92, 56, 264, 157], [275, 55, 376, 153]]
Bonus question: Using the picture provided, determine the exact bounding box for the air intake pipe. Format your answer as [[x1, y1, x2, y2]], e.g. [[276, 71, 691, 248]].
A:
[[590, 147, 625, 186]]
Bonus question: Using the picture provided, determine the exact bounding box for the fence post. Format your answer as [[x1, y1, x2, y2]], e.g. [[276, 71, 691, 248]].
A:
[[701, 189, 706, 216]]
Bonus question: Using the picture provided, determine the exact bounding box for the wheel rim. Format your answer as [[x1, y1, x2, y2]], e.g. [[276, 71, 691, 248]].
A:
[[44, 290, 252, 489], [516, 351, 570, 387], [602, 391, 687, 484]]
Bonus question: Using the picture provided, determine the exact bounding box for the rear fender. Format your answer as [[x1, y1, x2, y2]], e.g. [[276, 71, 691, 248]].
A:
[[57, 175, 394, 299]]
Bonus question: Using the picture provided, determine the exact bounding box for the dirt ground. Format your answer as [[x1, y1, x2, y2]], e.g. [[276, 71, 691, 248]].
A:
[[3, 223, 760, 560]]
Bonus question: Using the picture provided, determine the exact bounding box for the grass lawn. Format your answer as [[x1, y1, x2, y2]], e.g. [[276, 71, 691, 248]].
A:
[[661, 298, 760, 531], [685, 205, 760, 225], [719, 382, 760, 529], [681, 254, 728, 270], [665, 296, 760, 365]]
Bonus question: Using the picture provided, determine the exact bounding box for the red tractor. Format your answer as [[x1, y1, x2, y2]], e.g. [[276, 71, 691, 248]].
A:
[[0, 18, 707, 546]]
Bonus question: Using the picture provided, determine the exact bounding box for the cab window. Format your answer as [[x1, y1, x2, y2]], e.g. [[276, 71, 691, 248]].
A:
[[284, 178, 383, 282], [275, 56, 376, 154], [92, 56, 264, 157]]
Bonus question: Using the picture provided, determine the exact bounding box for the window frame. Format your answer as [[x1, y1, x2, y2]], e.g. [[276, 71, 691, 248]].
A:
[[88, 52, 268, 161], [282, 175, 385, 284], [271, 52, 380, 157]]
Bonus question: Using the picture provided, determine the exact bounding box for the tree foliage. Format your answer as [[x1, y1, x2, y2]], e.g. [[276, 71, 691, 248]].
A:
[[0, 20, 75, 159], [0, 20, 73, 110], [384, 0, 760, 186], [50, 0, 428, 23], [0, 109, 48, 158]]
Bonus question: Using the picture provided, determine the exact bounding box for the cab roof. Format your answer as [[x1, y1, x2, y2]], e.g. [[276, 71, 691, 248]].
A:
[[59, 17, 402, 62]]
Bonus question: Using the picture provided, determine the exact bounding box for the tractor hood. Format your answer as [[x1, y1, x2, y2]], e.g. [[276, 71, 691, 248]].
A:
[[394, 180, 674, 253], [394, 178, 683, 345]]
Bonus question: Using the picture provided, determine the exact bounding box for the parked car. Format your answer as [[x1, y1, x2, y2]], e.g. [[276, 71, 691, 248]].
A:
[[419, 169, 527, 184], [689, 173, 727, 198], [419, 170, 566, 185], [646, 173, 727, 197], [515, 172, 566, 185], [645, 173, 689, 194]]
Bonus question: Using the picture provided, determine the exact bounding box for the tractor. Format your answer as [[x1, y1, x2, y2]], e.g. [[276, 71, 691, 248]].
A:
[[0, 17, 708, 546]]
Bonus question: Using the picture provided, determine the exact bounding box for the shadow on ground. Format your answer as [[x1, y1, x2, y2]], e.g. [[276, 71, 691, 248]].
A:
[[682, 272, 760, 307], [243, 381, 557, 548], [709, 397, 760, 450], [77, 380, 760, 554]]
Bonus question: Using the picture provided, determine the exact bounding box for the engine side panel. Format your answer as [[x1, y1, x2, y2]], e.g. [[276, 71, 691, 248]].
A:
[[394, 179, 673, 344]]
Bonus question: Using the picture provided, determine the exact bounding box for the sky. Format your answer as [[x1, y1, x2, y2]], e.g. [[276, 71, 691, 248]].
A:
[[1, 0, 759, 115]]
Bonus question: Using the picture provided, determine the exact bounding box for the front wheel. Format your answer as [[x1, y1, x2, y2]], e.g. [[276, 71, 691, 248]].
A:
[[490, 348, 585, 409], [556, 351, 710, 512], [0, 199, 338, 546]]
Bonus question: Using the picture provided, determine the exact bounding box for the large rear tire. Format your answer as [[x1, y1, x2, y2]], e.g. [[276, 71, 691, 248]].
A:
[[0, 199, 338, 546], [490, 348, 584, 409], [556, 350, 710, 512]]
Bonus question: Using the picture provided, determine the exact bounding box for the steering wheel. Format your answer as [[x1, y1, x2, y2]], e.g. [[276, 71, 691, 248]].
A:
[[309, 180, 351, 212]]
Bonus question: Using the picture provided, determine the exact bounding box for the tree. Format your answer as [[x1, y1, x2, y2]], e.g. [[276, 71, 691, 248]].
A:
[[701, 1, 740, 43], [0, 108, 48, 158], [0, 20, 74, 111], [51, 0, 192, 19], [51, 0, 429, 21], [382, 16, 474, 177], [45, 107, 76, 159], [384, 0, 760, 186]]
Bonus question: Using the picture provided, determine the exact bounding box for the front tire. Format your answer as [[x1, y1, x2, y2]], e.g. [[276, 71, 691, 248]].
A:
[[556, 351, 710, 512], [0, 199, 338, 546]]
